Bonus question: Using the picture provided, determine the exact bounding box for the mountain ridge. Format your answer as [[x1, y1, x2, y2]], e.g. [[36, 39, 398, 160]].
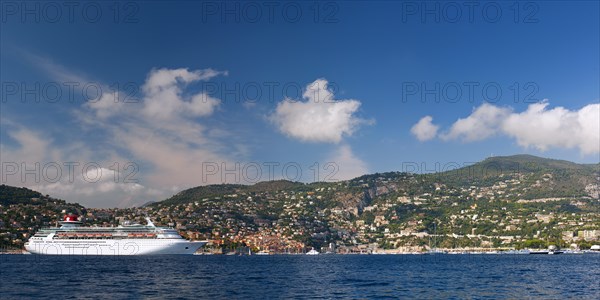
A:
[[154, 154, 599, 206]]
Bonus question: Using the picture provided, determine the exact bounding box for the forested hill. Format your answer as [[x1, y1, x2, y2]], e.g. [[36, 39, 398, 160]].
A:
[[0, 185, 86, 248], [155, 154, 600, 207], [141, 154, 598, 250], [429, 154, 599, 199], [0, 185, 43, 206]]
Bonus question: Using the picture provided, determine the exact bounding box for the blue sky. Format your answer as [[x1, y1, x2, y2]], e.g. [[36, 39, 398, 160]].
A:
[[1, 1, 599, 207]]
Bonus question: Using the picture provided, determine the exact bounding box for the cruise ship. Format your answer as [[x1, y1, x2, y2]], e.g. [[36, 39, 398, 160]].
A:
[[24, 214, 207, 255]]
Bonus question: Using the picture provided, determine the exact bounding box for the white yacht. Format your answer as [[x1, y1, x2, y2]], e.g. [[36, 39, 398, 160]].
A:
[[256, 250, 271, 255], [306, 248, 319, 255], [24, 214, 207, 255]]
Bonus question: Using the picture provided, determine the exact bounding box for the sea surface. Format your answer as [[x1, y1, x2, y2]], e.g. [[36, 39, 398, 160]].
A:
[[1, 254, 599, 299]]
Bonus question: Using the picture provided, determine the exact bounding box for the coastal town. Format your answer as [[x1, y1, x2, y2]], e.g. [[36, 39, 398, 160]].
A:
[[2, 156, 599, 254]]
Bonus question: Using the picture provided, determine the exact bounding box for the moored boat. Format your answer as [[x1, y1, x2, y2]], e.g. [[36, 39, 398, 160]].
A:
[[529, 245, 563, 255], [306, 248, 319, 255]]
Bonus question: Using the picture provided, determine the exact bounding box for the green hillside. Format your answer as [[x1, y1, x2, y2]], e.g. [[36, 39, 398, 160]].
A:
[[0, 185, 86, 248], [2, 155, 599, 251], [0, 185, 43, 206], [156, 180, 307, 206], [430, 155, 599, 199]]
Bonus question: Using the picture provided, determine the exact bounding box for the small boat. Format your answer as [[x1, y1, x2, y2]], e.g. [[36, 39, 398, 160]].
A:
[[427, 249, 447, 255], [306, 248, 319, 255], [529, 245, 563, 255], [529, 251, 564, 255]]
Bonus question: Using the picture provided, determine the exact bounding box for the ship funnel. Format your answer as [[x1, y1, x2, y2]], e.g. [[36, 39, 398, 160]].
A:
[[59, 214, 82, 228]]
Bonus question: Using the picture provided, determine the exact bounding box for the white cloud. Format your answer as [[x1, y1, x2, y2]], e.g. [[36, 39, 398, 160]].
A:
[[80, 67, 240, 189], [410, 116, 439, 141], [326, 144, 369, 181], [86, 68, 225, 121], [502, 102, 600, 154], [6, 127, 52, 163], [3, 58, 237, 207], [0, 124, 158, 208], [141, 68, 224, 120], [188, 93, 221, 116], [80, 68, 246, 190], [422, 101, 600, 155], [28, 168, 165, 208], [24, 52, 90, 84], [86, 91, 125, 119], [440, 103, 511, 141], [270, 79, 370, 143], [143, 68, 226, 90], [110, 123, 232, 187]]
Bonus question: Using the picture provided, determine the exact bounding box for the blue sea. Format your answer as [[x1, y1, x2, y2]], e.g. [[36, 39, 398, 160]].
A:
[[1, 254, 599, 299]]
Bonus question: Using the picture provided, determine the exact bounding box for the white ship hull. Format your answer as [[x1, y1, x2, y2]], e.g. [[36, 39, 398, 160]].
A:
[[25, 239, 207, 255]]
